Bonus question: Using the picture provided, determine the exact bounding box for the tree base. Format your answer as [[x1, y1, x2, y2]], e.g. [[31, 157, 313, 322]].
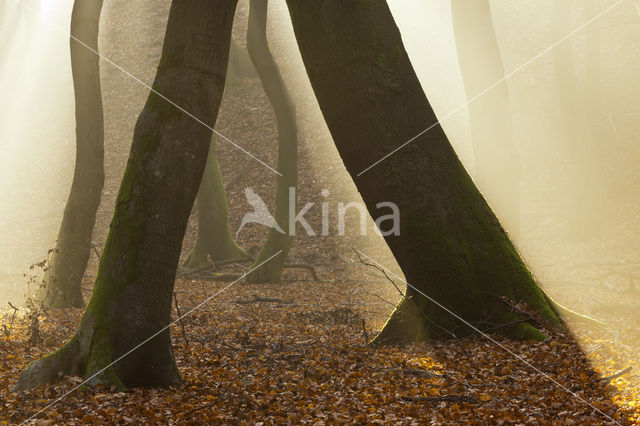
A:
[[370, 295, 551, 346], [14, 324, 182, 392]]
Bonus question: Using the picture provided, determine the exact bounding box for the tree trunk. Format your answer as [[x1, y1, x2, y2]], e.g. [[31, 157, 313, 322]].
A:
[[15, 0, 237, 391], [182, 136, 248, 269], [451, 0, 521, 238], [285, 0, 561, 343], [244, 0, 298, 283], [551, 1, 603, 240], [41, 0, 105, 309]]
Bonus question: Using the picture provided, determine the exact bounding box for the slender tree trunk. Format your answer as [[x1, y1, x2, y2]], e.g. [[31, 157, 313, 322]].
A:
[[15, 0, 237, 391], [552, 0, 603, 239], [451, 0, 521, 238], [286, 0, 560, 343], [182, 38, 256, 269], [244, 0, 297, 283], [41, 0, 105, 309], [182, 136, 247, 269]]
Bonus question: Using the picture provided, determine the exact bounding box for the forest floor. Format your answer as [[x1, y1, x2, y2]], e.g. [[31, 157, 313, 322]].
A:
[[1, 0, 640, 424]]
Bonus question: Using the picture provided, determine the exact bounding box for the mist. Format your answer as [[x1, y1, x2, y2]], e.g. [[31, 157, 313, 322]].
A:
[[1, 0, 639, 421], [0, 0, 75, 306]]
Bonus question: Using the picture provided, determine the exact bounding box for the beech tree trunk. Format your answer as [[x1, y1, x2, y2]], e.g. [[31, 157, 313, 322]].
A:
[[182, 136, 247, 269], [15, 0, 237, 391], [451, 0, 521, 238], [41, 0, 105, 308], [286, 0, 561, 343], [244, 0, 298, 283], [551, 0, 603, 240]]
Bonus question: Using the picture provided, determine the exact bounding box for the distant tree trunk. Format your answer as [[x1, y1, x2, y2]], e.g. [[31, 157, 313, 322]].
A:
[[15, 0, 237, 391], [552, 0, 603, 239], [451, 0, 521, 238], [41, 0, 105, 309], [244, 0, 297, 283], [182, 136, 247, 269], [286, 0, 560, 343]]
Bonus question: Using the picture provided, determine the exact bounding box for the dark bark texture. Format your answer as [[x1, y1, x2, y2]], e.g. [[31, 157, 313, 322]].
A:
[[42, 0, 105, 308], [245, 0, 298, 283], [286, 0, 560, 343], [16, 0, 237, 391]]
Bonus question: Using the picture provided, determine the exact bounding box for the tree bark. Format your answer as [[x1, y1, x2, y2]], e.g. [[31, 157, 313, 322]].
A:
[[285, 0, 560, 343], [451, 0, 521, 238], [244, 0, 298, 283], [15, 0, 237, 391], [41, 0, 105, 308], [182, 136, 247, 269]]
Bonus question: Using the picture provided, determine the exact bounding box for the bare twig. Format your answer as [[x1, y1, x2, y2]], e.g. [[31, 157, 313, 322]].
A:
[[173, 292, 190, 347], [361, 318, 369, 345], [90, 242, 102, 260], [399, 394, 479, 404]]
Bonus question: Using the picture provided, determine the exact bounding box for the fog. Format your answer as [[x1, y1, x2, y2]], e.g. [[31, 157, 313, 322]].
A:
[[0, 0, 75, 306]]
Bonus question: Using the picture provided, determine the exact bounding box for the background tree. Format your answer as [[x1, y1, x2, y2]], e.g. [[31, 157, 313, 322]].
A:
[[244, 0, 298, 283], [40, 0, 105, 308], [552, 0, 604, 239], [181, 39, 256, 269], [286, 0, 561, 343], [15, 0, 237, 390], [451, 0, 521, 238], [182, 137, 248, 269]]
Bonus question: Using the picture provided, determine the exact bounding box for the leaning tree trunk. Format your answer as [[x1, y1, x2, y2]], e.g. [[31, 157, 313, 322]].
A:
[[41, 0, 105, 308], [286, 0, 561, 343], [15, 0, 237, 391], [182, 136, 248, 269], [244, 0, 298, 283], [451, 0, 521, 238]]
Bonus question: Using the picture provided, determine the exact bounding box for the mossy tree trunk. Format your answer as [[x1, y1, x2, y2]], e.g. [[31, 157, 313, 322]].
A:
[[286, 0, 561, 343], [182, 136, 248, 269], [15, 0, 237, 391], [451, 0, 521, 238], [244, 0, 297, 283], [41, 0, 105, 309]]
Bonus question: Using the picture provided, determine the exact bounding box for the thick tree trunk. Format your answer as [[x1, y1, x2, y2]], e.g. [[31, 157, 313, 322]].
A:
[[182, 136, 247, 269], [15, 0, 237, 391], [286, 0, 560, 343], [41, 0, 105, 308], [451, 0, 521, 238], [244, 0, 297, 283]]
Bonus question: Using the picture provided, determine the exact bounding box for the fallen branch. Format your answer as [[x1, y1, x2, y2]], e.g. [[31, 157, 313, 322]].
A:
[[176, 258, 323, 281], [233, 294, 293, 305], [399, 394, 479, 404], [593, 366, 632, 386]]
